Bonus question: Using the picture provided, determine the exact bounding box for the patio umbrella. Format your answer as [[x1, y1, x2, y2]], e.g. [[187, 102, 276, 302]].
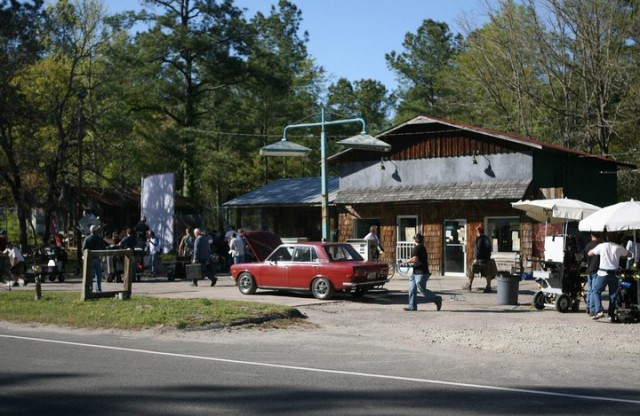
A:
[[578, 200, 640, 232], [512, 198, 601, 224]]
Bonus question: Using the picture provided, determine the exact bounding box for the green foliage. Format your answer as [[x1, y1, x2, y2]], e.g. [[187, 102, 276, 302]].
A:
[[386, 18, 461, 122], [4, 0, 640, 249], [327, 78, 394, 133]]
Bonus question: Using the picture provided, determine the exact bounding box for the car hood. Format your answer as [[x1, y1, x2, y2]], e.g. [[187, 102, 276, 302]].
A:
[[243, 231, 283, 262]]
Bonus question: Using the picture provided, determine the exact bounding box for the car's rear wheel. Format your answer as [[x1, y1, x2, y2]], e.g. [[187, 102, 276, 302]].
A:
[[237, 272, 257, 295], [311, 277, 334, 300]]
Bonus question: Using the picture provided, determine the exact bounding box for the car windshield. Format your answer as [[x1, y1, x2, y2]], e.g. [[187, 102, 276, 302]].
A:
[[324, 244, 364, 261], [267, 246, 294, 262]]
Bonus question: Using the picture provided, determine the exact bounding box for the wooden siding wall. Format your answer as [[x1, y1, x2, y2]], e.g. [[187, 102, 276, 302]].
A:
[[338, 200, 534, 274], [391, 132, 522, 160]]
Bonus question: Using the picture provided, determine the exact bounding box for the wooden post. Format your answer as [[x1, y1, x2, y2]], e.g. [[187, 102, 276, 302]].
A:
[[81, 249, 134, 301], [81, 249, 91, 301], [34, 275, 42, 300]]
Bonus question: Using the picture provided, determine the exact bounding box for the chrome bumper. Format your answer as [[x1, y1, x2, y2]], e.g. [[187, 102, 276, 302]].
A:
[[342, 278, 390, 288]]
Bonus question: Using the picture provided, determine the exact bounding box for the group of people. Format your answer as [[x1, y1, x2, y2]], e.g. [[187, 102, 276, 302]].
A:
[[177, 225, 248, 287], [80, 220, 164, 292]]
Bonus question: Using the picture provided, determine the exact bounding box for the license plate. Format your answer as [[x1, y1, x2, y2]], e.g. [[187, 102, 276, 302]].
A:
[[367, 272, 377, 280]]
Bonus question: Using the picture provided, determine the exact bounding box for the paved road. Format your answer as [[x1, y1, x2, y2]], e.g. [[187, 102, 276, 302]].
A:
[[2, 273, 640, 414], [1, 327, 639, 415]]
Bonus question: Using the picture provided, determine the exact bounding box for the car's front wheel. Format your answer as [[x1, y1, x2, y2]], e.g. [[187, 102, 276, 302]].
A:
[[237, 272, 257, 295], [311, 277, 334, 300]]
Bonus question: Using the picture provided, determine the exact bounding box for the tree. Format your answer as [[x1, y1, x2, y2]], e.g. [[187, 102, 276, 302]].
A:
[[454, 0, 639, 156], [12, 0, 117, 248], [451, 1, 545, 136], [121, 0, 252, 198], [327, 78, 394, 133], [0, 0, 45, 248], [385, 19, 461, 122]]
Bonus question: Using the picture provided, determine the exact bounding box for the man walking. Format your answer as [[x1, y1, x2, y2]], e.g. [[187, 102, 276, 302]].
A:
[[192, 228, 216, 287], [402, 233, 442, 312]]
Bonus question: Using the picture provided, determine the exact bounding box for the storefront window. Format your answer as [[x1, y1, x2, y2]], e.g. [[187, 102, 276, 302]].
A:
[[486, 217, 520, 252], [397, 216, 417, 242]]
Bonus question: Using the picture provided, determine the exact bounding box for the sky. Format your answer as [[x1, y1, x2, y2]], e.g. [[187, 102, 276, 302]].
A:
[[105, 0, 487, 91]]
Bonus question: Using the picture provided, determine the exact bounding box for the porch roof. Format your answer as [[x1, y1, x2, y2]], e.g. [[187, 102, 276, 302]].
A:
[[335, 179, 532, 204], [223, 177, 339, 208]]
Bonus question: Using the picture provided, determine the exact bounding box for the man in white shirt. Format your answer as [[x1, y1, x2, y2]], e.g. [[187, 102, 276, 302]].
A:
[[363, 225, 383, 261], [588, 237, 629, 322]]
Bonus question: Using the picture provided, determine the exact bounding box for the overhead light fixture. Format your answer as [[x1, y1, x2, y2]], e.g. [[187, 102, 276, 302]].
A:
[[259, 138, 311, 158], [337, 134, 391, 152], [260, 108, 390, 242]]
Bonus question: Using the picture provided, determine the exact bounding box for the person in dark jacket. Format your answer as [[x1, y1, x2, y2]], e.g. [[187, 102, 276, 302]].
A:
[[82, 225, 107, 292], [465, 225, 494, 293], [401, 233, 442, 312], [192, 228, 216, 287]]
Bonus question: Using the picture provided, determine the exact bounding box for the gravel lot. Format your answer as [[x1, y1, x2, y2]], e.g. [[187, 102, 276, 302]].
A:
[[4, 273, 639, 363]]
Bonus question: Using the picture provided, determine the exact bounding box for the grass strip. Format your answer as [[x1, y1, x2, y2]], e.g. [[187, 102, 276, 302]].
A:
[[0, 291, 300, 330]]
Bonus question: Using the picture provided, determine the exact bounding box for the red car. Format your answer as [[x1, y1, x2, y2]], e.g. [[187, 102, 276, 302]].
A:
[[230, 231, 390, 300]]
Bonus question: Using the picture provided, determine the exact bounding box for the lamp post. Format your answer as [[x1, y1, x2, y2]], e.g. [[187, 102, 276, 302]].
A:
[[261, 108, 390, 241], [76, 88, 87, 267]]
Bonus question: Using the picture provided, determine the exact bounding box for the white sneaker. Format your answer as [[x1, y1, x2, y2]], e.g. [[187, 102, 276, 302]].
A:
[[592, 311, 605, 320]]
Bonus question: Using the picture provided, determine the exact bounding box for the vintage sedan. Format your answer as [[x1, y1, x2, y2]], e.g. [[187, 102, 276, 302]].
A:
[[230, 234, 390, 300]]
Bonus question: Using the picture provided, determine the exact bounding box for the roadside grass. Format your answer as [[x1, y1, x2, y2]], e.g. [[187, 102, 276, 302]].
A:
[[0, 291, 300, 330]]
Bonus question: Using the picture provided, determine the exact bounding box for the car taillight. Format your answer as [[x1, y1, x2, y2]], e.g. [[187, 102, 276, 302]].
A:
[[354, 270, 368, 277]]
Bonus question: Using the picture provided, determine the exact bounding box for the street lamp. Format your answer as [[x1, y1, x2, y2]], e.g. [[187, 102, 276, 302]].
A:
[[76, 88, 87, 268], [261, 108, 391, 241]]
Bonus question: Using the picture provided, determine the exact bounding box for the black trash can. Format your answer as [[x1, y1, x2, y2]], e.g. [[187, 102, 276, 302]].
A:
[[497, 273, 520, 305]]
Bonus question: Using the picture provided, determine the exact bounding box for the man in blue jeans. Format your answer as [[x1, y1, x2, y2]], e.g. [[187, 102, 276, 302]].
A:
[[588, 235, 629, 322], [402, 233, 442, 312], [82, 225, 106, 292], [583, 232, 602, 315]]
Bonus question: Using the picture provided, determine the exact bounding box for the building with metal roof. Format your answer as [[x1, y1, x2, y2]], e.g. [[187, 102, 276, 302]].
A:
[[225, 115, 633, 276]]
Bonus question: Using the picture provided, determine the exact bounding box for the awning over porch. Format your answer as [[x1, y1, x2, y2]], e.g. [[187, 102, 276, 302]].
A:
[[223, 177, 339, 208], [335, 179, 532, 204]]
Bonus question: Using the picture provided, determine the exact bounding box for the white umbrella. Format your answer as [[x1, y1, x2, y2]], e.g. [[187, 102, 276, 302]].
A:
[[512, 198, 601, 224], [578, 200, 640, 232]]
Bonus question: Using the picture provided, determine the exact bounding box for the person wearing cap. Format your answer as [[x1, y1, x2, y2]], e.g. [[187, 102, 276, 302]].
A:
[[401, 233, 442, 312], [3, 241, 25, 288], [82, 224, 107, 292], [465, 224, 494, 293]]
